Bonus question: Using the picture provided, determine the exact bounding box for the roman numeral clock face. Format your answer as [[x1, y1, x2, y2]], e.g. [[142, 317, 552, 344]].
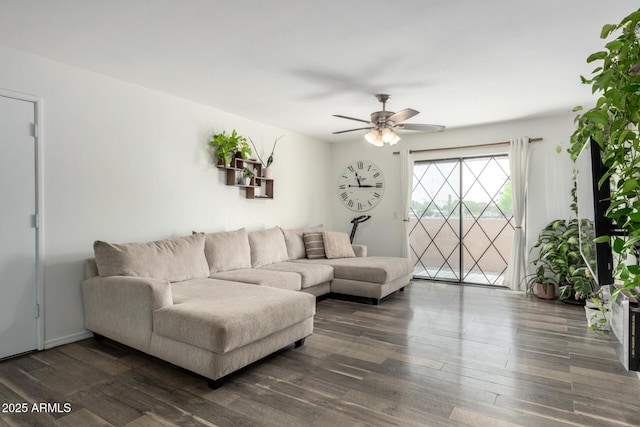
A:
[[337, 160, 384, 212]]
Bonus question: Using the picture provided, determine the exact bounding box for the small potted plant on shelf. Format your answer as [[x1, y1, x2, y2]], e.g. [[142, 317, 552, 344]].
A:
[[249, 135, 283, 178], [209, 129, 252, 167], [240, 167, 254, 186]]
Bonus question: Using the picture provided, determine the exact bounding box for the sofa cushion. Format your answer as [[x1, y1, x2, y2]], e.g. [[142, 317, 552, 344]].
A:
[[294, 256, 412, 284], [202, 228, 252, 274], [303, 232, 326, 259], [248, 227, 289, 267], [323, 231, 356, 259], [157, 278, 315, 354], [260, 262, 333, 289], [93, 234, 209, 282], [282, 225, 324, 260], [210, 268, 301, 291]]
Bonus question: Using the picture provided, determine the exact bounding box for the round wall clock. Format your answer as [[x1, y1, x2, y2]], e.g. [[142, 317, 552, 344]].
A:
[[337, 160, 385, 212]]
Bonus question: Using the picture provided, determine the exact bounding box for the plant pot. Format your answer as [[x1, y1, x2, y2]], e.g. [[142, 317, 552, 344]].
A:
[[560, 295, 587, 306], [585, 306, 610, 331], [535, 283, 555, 300], [262, 167, 271, 179]]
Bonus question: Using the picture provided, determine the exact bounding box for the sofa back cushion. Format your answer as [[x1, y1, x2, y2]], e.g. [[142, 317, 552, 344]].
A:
[[202, 228, 252, 274], [323, 231, 356, 259], [248, 227, 289, 267], [93, 233, 209, 282], [282, 225, 324, 259]]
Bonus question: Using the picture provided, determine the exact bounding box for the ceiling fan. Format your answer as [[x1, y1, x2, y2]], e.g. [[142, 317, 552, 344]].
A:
[[332, 94, 445, 146]]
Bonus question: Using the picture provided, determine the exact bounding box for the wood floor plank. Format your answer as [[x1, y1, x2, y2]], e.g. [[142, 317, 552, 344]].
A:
[[569, 365, 640, 385], [123, 413, 182, 427], [1, 411, 58, 427], [441, 362, 573, 393], [0, 363, 72, 417], [449, 406, 528, 427], [57, 343, 131, 376], [56, 408, 114, 427], [28, 349, 112, 396], [495, 394, 622, 427], [67, 386, 143, 426], [573, 397, 640, 426]]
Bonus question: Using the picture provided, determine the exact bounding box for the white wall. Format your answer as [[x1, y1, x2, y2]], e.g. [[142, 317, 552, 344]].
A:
[[330, 114, 576, 260], [0, 45, 332, 348]]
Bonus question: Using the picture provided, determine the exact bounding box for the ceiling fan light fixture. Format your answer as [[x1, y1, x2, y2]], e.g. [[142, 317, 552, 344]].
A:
[[364, 130, 383, 146], [380, 128, 396, 144], [388, 132, 401, 146]]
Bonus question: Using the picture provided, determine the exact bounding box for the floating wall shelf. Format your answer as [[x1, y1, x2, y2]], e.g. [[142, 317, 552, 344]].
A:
[[218, 157, 273, 199]]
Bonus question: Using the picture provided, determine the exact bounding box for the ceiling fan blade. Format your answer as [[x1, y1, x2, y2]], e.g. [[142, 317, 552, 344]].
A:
[[387, 108, 419, 124], [333, 114, 372, 125], [332, 126, 375, 135], [395, 123, 446, 132]]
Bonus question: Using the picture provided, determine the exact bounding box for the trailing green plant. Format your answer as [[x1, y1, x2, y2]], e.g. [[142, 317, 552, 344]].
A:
[[527, 219, 595, 301], [209, 129, 251, 166], [587, 296, 611, 333], [249, 135, 283, 168], [568, 8, 640, 298]]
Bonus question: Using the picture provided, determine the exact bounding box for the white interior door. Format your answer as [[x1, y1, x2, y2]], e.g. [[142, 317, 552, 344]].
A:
[[0, 94, 38, 359]]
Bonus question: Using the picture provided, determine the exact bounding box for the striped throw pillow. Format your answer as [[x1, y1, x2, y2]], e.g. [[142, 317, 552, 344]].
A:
[[303, 232, 326, 259]]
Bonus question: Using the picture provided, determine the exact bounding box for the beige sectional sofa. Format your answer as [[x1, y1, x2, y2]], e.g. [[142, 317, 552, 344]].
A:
[[81, 225, 411, 388]]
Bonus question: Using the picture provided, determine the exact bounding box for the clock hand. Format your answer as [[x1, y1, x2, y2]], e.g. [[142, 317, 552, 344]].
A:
[[354, 172, 362, 187]]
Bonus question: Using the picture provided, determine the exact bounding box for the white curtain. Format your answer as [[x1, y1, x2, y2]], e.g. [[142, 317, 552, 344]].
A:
[[504, 137, 531, 290], [400, 149, 413, 259]]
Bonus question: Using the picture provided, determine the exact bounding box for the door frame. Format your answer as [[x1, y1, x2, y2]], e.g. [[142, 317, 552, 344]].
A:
[[410, 153, 513, 286], [0, 88, 45, 351]]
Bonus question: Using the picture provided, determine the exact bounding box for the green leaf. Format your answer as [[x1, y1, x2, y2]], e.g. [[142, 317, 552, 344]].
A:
[[594, 235, 611, 243], [587, 51, 608, 62], [583, 110, 609, 126], [622, 179, 639, 192], [613, 237, 626, 253], [605, 40, 624, 51], [600, 23, 618, 39], [627, 265, 640, 275], [621, 84, 640, 92], [541, 242, 555, 254]]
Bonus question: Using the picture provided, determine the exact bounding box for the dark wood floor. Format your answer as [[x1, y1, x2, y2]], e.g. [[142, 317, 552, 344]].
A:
[[1, 281, 639, 426]]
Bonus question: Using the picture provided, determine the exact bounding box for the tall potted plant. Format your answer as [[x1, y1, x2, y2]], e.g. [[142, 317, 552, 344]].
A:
[[569, 8, 640, 298], [526, 219, 595, 302]]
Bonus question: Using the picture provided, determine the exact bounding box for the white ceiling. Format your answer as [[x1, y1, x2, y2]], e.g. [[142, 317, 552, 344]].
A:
[[0, 1, 633, 142]]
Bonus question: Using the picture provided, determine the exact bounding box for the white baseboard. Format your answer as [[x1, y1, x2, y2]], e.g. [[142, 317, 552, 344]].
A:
[[44, 330, 94, 349]]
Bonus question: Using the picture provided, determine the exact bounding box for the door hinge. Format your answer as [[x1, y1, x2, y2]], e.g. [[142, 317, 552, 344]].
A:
[[35, 303, 40, 318], [31, 123, 38, 138], [32, 214, 39, 229]]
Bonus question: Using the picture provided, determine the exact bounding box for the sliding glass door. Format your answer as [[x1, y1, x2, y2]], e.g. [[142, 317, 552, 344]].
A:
[[409, 155, 514, 286]]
